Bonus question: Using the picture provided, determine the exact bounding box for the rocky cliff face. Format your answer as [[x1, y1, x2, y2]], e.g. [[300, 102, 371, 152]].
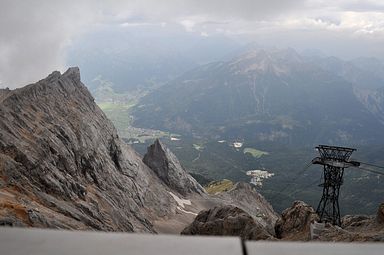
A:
[[0, 68, 185, 232]]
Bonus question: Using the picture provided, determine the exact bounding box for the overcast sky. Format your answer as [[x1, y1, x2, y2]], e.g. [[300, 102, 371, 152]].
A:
[[1, 0, 384, 88]]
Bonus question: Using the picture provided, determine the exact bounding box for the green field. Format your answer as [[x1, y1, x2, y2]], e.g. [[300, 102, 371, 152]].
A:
[[205, 179, 234, 194], [243, 147, 269, 158], [98, 101, 134, 130], [98, 101, 136, 111], [99, 101, 169, 143], [95, 80, 169, 143]]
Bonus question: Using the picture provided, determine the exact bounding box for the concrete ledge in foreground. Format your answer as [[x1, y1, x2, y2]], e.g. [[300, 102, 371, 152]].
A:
[[0, 227, 242, 255], [2, 227, 384, 255], [245, 240, 384, 255]]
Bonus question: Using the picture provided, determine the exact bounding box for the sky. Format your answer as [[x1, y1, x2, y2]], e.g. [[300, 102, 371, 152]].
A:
[[1, 0, 384, 88]]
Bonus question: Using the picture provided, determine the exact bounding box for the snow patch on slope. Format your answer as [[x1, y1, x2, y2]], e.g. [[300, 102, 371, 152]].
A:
[[168, 192, 197, 216], [169, 192, 191, 208]]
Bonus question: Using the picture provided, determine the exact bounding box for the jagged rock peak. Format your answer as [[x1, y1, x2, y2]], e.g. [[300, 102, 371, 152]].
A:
[[143, 139, 205, 196], [63, 66, 81, 78], [37, 67, 82, 91], [43, 67, 80, 83], [1, 67, 93, 109]]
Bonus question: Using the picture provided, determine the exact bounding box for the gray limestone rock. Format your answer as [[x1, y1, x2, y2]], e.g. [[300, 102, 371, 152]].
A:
[[0, 67, 179, 232], [275, 200, 319, 240], [181, 205, 274, 240], [213, 182, 279, 236]]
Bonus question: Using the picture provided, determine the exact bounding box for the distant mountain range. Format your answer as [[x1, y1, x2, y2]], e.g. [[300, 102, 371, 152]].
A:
[[132, 48, 384, 146], [66, 25, 240, 92]]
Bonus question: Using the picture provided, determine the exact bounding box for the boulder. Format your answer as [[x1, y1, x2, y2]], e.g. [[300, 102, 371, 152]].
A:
[[181, 205, 274, 240], [213, 182, 279, 235], [275, 200, 319, 240]]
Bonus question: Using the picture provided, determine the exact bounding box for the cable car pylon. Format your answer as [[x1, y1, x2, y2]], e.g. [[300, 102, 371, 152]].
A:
[[312, 145, 360, 226]]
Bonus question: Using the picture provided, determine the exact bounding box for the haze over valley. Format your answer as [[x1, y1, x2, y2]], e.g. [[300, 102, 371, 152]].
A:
[[2, 0, 384, 247], [70, 31, 384, 214]]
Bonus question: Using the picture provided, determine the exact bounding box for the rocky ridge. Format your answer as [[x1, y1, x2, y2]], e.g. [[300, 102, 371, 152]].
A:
[[0, 68, 186, 232]]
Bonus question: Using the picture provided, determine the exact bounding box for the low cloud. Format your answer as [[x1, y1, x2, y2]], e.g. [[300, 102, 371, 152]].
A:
[[0, 0, 98, 87], [1, 0, 384, 88]]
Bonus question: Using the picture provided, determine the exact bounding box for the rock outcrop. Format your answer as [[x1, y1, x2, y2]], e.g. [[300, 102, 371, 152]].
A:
[[0, 68, 187, 232], [275, 201, 319, 240], [273, 201, 384, 242], [342, 215, 373, 228], [181, 205, 274, 240], [317, 222, 384, 242], [143, 139, 205, 196], [213, 182, 279, 235], [180, 182, 280, 239], [316, 203, 384, 242]]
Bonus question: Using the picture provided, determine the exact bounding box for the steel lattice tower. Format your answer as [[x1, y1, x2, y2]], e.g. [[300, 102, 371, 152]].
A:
[[312, 145, 359, 226]]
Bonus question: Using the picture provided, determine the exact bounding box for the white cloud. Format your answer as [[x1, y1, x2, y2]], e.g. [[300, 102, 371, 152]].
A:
[[0, 0, 100, 87], [180, 19, 197, 32], [340, 12, 384, 35]]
